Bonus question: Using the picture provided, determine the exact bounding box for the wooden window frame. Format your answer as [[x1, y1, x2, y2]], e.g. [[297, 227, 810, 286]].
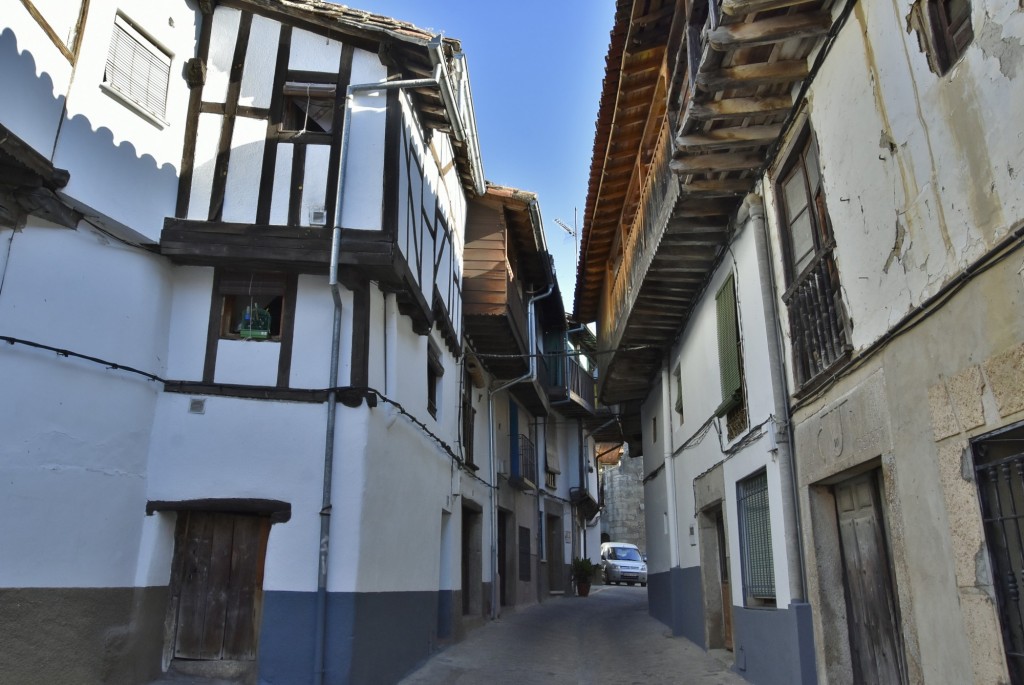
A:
[[203, 269, 297, 386], [775, 123, 851, 390], [926, 0, 973, 75], [427, 341, 443, 419]]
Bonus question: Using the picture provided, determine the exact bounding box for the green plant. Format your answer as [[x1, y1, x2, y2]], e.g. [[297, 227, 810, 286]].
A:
[[571, 557, 597, 583]]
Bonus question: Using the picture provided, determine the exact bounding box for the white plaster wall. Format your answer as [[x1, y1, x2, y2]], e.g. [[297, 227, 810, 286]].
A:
[[1, 4, 74, 155], [289, 28, 342, 72], [338, 49, 386, 230], [203, 7, 240, 105], [0, 222, 172, 588], [187, 112, 223, 221], [765, 0, 1024, 369], [164, 265, 214, 381], [222, 116, 268, 224], [52, 0, 196, 241], [289, 275, 342, 389], [238, 13, 279, 110], [269, 142, 293, 225], [300, 144, 331, 227], [146, 393, 336, 593], [214, 339, 281, 386]]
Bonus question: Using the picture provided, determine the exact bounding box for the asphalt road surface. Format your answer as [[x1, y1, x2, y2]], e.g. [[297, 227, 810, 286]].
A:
[[399, 584, 746, 685]]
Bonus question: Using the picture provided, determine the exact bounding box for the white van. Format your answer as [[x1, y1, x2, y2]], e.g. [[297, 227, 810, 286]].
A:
[[599, 541, 647, 586]]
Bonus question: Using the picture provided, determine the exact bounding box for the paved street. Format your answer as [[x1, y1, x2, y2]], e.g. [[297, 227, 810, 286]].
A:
[[399, 585, 745, 685]]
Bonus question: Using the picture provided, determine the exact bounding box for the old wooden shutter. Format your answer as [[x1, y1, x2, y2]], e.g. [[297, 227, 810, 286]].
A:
[[715, 275, 741, 416], [738, 471, 775, 601]]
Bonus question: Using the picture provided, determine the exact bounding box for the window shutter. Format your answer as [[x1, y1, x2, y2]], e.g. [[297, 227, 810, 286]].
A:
[[106, 15, 170, 119], [715, 275, 741, 416], [738, 471, 775, 600]]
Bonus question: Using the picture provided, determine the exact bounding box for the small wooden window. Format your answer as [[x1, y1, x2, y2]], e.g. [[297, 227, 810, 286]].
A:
[[427, 342, 443, 419], [462, 367, 476, 467], [928, 0, 973, 74], [673, 364, 684, 421], [715, 275, 747, 439], [104, 14, 171, 121], [282, 83, 336, 133], [218, 272, 287, 341]]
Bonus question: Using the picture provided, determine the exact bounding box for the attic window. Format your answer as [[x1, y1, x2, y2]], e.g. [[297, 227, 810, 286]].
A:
[[282, 83, 336, 133], [218, 272, 286, 341], [103, 14, 171, 123]]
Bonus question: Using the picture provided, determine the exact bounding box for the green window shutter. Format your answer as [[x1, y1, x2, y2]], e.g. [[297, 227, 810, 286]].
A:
[[715, 275, 741, 417]]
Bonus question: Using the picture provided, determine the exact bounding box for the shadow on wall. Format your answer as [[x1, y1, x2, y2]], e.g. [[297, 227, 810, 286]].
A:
[[1, 27, 181, 241]]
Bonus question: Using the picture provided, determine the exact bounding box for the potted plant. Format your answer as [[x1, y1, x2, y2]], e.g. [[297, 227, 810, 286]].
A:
[[571, 557, 598, 597]]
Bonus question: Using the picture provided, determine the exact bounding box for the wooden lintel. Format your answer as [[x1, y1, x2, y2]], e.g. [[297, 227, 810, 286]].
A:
[[670, 151, 764, 175], [690, 96, 793, 121], [696, 60, 809, 92], [675, 124, 783, 152], [707, 12, 832, 50]]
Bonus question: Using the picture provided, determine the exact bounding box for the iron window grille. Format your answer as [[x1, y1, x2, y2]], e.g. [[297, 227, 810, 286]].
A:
[[738, 471, 775, 604], [104, 14, 171, 121]]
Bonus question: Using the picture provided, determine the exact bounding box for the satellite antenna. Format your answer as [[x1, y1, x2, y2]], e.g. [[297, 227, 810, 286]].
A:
[[554, 208, 578, 266]]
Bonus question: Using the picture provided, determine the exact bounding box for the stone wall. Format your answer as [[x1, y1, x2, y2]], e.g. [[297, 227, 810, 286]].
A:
[[601, 452, 646, 551]]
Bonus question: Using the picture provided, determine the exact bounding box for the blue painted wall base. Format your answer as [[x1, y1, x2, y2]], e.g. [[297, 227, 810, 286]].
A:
[[731, 602, 817, 685], [259, 590, 442, 685], [646, 566, 704, 645]]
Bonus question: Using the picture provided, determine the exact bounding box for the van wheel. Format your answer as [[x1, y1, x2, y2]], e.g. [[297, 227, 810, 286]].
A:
[[640, 582, 647, 587], [627, 582, 635, 586]]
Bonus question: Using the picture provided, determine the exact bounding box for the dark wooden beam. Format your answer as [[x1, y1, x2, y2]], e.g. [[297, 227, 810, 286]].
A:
[[707, 13, 832, 50], [670, 151, 765, 175], [675, 124, 783, 152], [696, 60, 809, 91], [679, 178, 753, 195], [721, 0, 818, 16], [690, 96, 793, 121]]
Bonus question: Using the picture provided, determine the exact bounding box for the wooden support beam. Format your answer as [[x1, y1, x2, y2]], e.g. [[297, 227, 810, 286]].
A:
[[707, 13, 832, 50], [721, 0, 818, 17], [679, 178, 753, 195], [670, 151, 765, 175], [675, 124, 783, 152], [690, 96, 793, 121], [696, 60, 809, 92], [671, 198, 736, 218]]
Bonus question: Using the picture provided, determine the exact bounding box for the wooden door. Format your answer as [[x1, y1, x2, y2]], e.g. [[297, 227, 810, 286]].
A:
[[835, 472, 906, 684], [716, 509, 733, 651], [169, 511, 270, 661]]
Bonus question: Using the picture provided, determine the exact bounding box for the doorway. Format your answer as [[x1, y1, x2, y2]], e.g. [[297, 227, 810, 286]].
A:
[[166, 511, 270, 666], [834, 470, 906, 684], [461, 505, 482, 616], [497, 510, 509, 607], [546, 513, 564, 593]]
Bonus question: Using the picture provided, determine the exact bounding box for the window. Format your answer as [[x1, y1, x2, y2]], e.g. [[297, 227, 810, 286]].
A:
[[738, 471, 775, 606], [673, 364, 684, 422], [218, 272, 287, 341], [920, 0, 973, 74], [462, 368, 476, 468], [103, 14, 171, 122], [427, 342, 443, 418], [652, 415, 657, 443], [776, 127, 849, 387], [715, 274, 747, 440], [518, 526, 531, 581], [545, 471, 557, 490], [282, 83, 336, 133]]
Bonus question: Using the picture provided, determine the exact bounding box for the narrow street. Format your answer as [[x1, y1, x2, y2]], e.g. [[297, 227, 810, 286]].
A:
[[399, 585, 744, 685]]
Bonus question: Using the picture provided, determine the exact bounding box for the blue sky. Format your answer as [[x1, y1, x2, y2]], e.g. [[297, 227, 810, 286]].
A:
[[347, 0, 616, 310]]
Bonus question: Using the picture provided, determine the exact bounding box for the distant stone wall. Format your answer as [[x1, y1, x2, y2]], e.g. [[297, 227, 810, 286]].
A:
[[600, 453, 646, 551]]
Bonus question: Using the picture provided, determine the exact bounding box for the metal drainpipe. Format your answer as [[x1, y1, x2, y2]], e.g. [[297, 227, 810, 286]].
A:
[[484, 283, 554, 617], [744, 192, 807, 603], [662, 364, 681, 570], [315, 63, 472, 685]]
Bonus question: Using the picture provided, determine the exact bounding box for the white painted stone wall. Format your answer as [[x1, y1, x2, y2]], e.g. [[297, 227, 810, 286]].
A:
[[639, 219, 796, 607]]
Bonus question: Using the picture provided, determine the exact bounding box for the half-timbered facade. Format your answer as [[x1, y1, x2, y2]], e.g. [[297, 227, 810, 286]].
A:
[[1, 1, 503, 684]]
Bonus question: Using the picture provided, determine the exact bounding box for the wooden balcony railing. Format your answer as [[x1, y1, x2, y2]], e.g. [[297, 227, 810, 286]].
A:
[[781, 248, 850, 386], [566, 356, 596, 410], [599, 120, 679, 356]]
